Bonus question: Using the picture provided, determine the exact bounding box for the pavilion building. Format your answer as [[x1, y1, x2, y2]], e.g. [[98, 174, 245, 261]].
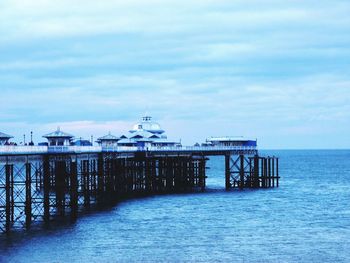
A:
[[116, 116, 181, 148], [43, 127, 74, 146], [98, 116, 181, 148], [96, 132, 120, 147]]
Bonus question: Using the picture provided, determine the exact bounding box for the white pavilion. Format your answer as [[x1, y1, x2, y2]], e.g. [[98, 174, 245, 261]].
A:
[[98, 116, 181, 148]]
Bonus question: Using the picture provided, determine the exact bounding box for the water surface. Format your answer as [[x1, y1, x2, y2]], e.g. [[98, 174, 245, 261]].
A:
[[1, 150, 349, 262]]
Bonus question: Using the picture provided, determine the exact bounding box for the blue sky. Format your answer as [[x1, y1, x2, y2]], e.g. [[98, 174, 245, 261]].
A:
[[0, 0, 349, 148]]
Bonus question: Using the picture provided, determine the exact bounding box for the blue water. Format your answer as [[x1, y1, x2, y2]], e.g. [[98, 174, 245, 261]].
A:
[[1, 150, 350, 262]]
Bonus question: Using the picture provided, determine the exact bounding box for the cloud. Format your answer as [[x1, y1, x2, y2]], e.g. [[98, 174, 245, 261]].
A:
[[0, 0, 349, 148]]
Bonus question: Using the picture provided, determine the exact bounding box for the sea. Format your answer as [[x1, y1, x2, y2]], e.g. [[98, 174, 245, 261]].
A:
[[0, 150, 349, 263]]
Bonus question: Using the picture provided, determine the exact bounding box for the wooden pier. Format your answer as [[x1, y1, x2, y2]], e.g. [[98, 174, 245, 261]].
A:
[[0, 146, 279, 233]]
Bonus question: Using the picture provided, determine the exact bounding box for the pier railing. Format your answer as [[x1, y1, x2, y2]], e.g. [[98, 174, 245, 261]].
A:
[[0, 145, 257, 155], [0, 146, 48, 154], [102, 146, 257, 153]]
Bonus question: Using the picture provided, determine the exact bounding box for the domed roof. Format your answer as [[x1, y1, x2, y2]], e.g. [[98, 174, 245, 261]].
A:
[[130, 116, 165, 134]]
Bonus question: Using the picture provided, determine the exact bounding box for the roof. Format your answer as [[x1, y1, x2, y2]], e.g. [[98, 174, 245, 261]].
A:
[[129, 130, 157, 139], [117, 138, 137, 145], [207, 136, 255, 142], [130, 116, 165, 134], [0, 132, 13, 139], [117, 138, 179, 144], [151, 140, 180, 144], [97, 133, 119, 141], [43, 127, 74, 138]]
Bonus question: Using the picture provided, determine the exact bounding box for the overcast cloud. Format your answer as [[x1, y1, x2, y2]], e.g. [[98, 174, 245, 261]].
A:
[[0, 0, 349, 148]]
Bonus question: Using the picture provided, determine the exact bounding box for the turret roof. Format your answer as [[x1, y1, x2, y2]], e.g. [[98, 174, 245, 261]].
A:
[[43, 127, 74, 138]]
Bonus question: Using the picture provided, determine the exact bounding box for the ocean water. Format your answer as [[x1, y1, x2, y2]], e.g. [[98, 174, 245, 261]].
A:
[[0, 150, 350, 263]]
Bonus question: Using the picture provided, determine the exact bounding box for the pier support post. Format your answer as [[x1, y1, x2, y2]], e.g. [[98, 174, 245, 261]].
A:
[[70, 160, 78, 221], [55, 161, 66, 217], [272, 158, 275, 188], [239, 155, 245, 190], [166, 158, 173, 191], [276, 158, 279, 187], [145, 158, 151, 192], [82, 160, 91, 208], [25, 162, 32, 229], [253, 156, 259, 188], [97, 154, 104, 205], [5, 164, 13, 233], [43, 156, 50, 224], [225, 154, 231, 190], [199, 157, 206, 192]]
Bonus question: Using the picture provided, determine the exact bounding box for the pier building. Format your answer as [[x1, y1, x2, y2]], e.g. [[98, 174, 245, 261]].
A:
[[97, 132, 120, 147], [0, 132, 13, 146], [43, 127, 74, 146], [115, 116, 181, 148], [206, 137, 257, 147]]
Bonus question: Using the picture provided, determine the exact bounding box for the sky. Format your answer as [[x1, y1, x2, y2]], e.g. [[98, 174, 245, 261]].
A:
[[0, 0, 349, 149]]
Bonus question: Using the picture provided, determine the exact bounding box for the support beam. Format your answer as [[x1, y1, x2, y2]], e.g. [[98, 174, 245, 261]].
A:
[[5, 164, 12, 233], [25, 162, 32, 229], [70, 160, 78, 221], [276, 158, 279, 187], [253, 156, 259, 188], [55, 161, 66, 217], [225, 154, 231, 190], [239, 155, 245, 190], [43, 156, 50, 224]]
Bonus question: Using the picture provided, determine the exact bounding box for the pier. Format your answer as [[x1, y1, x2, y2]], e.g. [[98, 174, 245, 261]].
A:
[[0, 117, 279, 233], [0, 145, 279, 234]]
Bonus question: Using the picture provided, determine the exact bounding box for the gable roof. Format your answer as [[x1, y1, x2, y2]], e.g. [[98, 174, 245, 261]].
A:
[[97, 133, 119, 141]]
